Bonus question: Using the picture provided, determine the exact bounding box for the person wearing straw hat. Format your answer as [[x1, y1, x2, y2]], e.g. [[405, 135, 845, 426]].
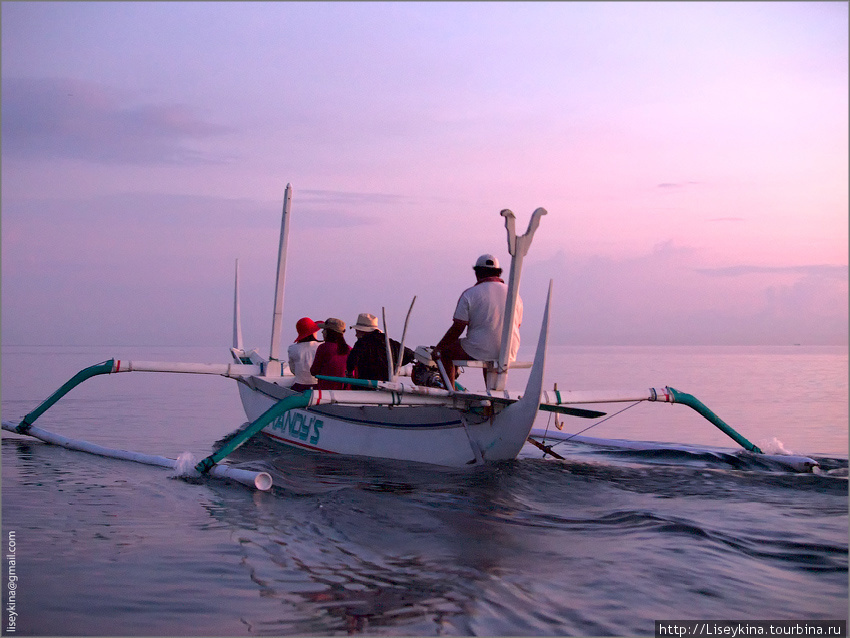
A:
[[287, 317, 321, 392], [346, 312, 415, 383], [310, 317, 351, 390], [432, 254, 522, 387]]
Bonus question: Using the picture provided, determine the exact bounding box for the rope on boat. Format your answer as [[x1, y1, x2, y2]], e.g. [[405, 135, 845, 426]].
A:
[[532, 386, 765, 457], [533, 401, 643, 455]]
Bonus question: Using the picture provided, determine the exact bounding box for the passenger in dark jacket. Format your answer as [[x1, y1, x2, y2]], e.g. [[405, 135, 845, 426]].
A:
[[346, 313, 414, 382]]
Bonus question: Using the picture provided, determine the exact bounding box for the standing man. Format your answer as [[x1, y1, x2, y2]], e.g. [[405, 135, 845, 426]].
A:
[[432, 254, 522, 387]]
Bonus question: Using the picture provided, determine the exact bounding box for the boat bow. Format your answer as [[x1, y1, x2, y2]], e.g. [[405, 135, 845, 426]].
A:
[[478, 279, 552, 460]]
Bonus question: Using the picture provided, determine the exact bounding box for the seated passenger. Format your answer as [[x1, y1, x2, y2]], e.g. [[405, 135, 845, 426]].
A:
[[346, 312, 414, 383], [311, 317, 351, 390], [287, 317, 321, 392]]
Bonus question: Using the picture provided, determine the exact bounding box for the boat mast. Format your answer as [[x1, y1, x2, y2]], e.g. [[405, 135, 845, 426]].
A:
[[232, 259, 244, 351], [494, 207, 547, 391], [267, 183, 292, 376]]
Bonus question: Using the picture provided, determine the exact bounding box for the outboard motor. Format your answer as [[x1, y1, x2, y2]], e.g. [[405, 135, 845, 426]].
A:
[[411, 347, 445, 388]]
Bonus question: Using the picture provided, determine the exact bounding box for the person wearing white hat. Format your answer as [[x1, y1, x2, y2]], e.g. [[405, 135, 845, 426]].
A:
[[346, 312, 415, 382], [351, 312, 380, 334], [432, 254, 522, 387]]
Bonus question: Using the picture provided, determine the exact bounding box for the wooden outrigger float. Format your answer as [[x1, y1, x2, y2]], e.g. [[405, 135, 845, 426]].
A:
[[3, 184, 819, 489]]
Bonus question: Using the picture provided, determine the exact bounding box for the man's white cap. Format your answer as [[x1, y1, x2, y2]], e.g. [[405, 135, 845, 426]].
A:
[[474, 254, 500, 269]]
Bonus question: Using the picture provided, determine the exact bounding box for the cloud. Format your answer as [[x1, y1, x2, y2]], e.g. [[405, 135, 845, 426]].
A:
[[293, 189, 406, 227], [300, 189, 409, 207], [1, 189, 387, 235], [1, 77, 235, 164], [695, 264, 848, 279], [657, 181, 701, 189], [518, 246, 848, 346]]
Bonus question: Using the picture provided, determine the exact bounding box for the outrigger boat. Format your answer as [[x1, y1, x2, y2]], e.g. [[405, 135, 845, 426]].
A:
[[3, 185, 819, 489]]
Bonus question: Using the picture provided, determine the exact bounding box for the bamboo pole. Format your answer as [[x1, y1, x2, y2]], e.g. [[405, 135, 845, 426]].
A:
[[2, 421, 273, 490]]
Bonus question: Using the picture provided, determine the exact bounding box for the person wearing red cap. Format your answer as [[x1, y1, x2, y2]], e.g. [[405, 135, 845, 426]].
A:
[[432, 254, 522, 387], [287, 317, 321, 392]]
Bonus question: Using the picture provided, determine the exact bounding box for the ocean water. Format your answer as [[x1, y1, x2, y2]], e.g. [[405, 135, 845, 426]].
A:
[[1, 344, 847, 636]]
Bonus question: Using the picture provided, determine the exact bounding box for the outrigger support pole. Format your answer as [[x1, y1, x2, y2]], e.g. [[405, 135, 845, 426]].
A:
[[16, 359, 263, 434], [16, 359, 117, 434], [195, 391, 311, 474], [666, 387, 764, 454]]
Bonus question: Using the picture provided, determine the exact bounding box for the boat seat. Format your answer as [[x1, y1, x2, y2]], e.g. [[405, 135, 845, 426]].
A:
[[452, 360, 532, 370], [448, 359, 532, 392]]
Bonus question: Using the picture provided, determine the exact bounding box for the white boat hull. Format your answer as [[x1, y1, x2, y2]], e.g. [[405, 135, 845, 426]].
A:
[[236, 377, 531, 466]]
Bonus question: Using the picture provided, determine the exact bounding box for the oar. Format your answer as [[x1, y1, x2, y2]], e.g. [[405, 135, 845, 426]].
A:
[[195, 391, 311, 473], [539, 404, 606, 419]]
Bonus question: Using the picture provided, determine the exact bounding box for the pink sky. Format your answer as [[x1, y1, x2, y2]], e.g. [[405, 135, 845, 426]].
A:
[[2, 2, 847, 348]]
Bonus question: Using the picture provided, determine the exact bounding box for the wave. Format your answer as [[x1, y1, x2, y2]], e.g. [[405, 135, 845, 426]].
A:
[[527, 428, 846, 475]]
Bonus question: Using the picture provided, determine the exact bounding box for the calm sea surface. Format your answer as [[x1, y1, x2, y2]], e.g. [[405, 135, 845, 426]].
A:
[[2, 345, 847, 636]]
